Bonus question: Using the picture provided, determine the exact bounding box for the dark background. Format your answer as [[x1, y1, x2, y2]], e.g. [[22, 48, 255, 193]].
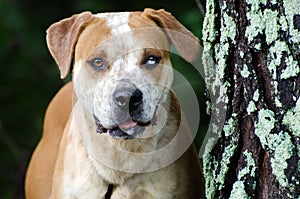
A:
[[0, 0, 206, 198]]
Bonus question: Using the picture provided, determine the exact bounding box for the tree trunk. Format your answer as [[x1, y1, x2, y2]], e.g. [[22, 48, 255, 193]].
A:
[[201, 0, 300, 198]]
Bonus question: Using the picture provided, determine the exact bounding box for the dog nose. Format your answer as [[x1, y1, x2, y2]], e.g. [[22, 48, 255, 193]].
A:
[[113, 89, 143, 109], [129, 89, 143, 110]]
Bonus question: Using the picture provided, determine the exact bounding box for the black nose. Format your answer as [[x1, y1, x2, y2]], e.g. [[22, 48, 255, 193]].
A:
[[113, 89, 143, 110], [129, 89, 143, 110]]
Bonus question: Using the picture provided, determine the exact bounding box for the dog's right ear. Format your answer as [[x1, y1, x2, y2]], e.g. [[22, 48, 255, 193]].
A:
[[46, 12, 93, 79], [142, 8, 199, 63]]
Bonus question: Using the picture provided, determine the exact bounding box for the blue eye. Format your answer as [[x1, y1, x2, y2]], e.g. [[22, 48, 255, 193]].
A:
[[88, 58, 107, 70], [143, 55, 161, 68]]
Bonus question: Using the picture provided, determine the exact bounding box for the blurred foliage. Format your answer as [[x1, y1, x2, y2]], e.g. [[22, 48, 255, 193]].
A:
[[0, 0, 205, 198]]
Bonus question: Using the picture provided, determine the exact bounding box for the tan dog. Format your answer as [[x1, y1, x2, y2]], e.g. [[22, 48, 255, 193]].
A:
[[25, 8, 203, 199]]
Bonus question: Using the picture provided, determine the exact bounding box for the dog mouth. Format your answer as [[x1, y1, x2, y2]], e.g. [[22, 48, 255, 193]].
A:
[[93, 114, 157, 140], [92, 85, 159, 139]]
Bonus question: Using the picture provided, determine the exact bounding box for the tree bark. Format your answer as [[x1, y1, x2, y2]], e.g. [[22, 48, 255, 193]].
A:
[[202, 0, 300, 198]]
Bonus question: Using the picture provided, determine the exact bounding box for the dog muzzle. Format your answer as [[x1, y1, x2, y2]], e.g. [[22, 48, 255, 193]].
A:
[[93, 87, 157, 139]]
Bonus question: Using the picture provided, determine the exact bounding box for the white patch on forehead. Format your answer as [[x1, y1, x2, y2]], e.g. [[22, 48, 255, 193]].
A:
[[95, 12, 131, 36]]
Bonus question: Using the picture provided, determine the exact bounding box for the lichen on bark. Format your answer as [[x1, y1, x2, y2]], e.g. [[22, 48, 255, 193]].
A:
[[202, 0, 300, 198]]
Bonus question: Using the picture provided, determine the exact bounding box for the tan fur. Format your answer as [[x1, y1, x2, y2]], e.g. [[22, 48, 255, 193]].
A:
[[46, 12, 94, 79], [25, 82, 73, 198], [25, 8, 203, 199]]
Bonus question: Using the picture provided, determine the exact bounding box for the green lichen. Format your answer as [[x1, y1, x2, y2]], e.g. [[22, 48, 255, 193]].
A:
[[203, 140, 217, 199], [269, 41, 287, 66], [269, 132, 295, 188], [215, 114, 238, 190], [206, 101, 212, 115], [224, 115, 237, 137], [214, 81, 230, 106], [203, 44, 216, 95], [269, 41, 299, 80], [264, 9, 279, 44], [221, 11, 236, 43], [245, 11, 264, 42], [247, 101, 256, 115], [246, 0, 300, 82], [203, 136, 233, 199], [279, 15, 288, 31], [229, 181, 249, 199], [255, 109, 297, 189], [243, 150, 256, 178], [253, 89, 259, 101], [247, 90, 259, 115], [202, 0, 300, 197], [203, 0, 237, 113], [245, 0, 300, 47], [254, 109, 276, 146], [202, 0, 217, 94], [264, 7, 300, 79], [215, 43, 230, 79], [273, 82, 282, 108], [240, 51, 245, 58], [216, 142, 238, 189], [283, 98, 300, 137], [214, 3, 236, 80], [215, 115, 239, 189], [275, 98, 282, 107], [254, 43, 261, 50], [241, 64, 251, 78], [203, 116, 238, 198], [201, 114, 224, 188], [204, 137, 217, 158], [283, 0, 300, 43], [245, 0, 267, 42], [229, 150, 256, 198], [267, 51, 282, 108], [202, 0, 217, 43], [245, 0, 300, 52], [281, 56, 299, 79], [212, 124, 220, 137]]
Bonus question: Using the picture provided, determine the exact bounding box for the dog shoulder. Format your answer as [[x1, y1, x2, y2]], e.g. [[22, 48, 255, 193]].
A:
[[25, 82, 74, 199], [43, 82, 74, 141]]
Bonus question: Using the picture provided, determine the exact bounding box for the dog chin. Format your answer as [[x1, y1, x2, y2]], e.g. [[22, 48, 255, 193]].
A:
[[108, 126, 146, 140], [92, 114, 156, 140]]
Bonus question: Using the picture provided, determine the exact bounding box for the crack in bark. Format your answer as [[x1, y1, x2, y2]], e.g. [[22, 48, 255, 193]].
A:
[[251, 50, 276, 112]]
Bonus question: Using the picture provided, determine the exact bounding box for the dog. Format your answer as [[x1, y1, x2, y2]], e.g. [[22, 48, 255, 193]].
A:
[[25, 8, 203, 199]]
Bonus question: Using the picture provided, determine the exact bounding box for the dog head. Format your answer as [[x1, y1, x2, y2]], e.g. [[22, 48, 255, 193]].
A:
[[46, 9, 198, 139]]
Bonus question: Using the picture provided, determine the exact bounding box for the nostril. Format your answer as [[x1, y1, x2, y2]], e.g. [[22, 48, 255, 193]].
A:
[[113, 88, 143, 109], [116, 95, 128, 107], [114, 91, 131, 107], [129, 89, 143, 109]]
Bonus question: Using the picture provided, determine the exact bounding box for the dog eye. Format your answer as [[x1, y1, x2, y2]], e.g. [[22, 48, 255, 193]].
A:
[[143, 55, 161, 68], [88, 58, 107, 71]]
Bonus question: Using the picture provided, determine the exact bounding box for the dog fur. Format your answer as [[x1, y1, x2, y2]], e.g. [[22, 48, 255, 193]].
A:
[[25, 8, 203, 199]]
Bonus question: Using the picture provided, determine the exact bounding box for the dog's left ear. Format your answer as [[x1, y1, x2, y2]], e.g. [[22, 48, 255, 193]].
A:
[[46, 12, 93, 79], [143, 8, 199, 63]]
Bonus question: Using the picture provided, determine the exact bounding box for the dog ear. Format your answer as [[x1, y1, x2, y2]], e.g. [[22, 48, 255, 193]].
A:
[[142, 8, 199, 63], [46, 12, 93, 79]]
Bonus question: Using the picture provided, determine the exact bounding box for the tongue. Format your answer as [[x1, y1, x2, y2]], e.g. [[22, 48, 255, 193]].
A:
[[118, 120, 138, 130]]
